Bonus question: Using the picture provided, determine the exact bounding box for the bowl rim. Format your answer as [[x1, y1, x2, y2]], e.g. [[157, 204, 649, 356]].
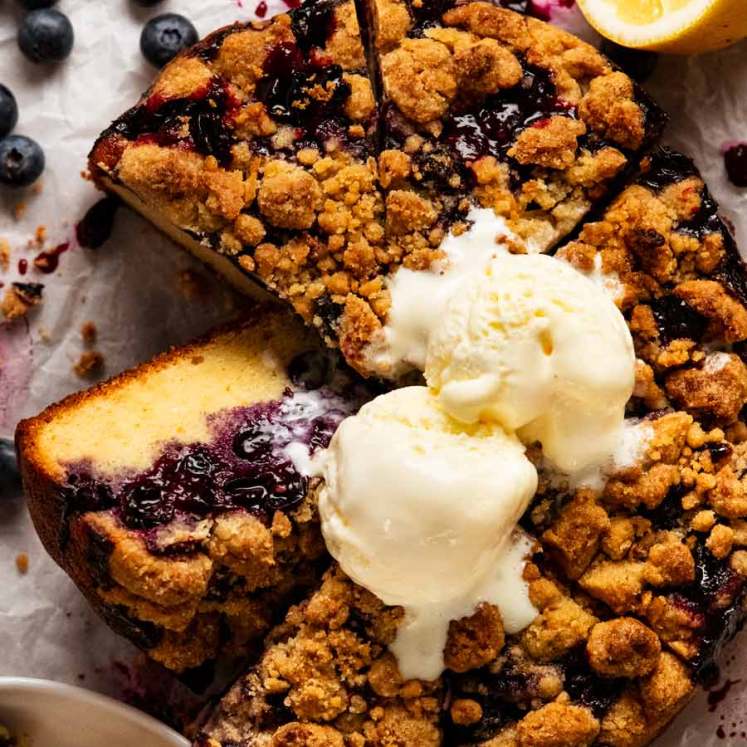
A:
[[0, 676, 189, 746]]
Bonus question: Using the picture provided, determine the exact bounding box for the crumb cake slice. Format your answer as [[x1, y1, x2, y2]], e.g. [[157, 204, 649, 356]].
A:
[[89, 0, 666, 378], [194, 152, 747, 747], [16, 306, 368, 673], [89, 0, 385, 351]]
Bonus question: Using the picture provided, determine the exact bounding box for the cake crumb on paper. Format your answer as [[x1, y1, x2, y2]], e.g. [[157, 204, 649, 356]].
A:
[[34, 225, 47, 247], [15, 553, 29, 575], [74, 350, 104, 378], [1, 282, 44, 321], [0, 240, 10, 272], [81, 321, 97, 344]]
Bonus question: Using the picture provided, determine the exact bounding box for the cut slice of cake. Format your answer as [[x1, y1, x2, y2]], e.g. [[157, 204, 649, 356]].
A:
[[16, 305, 368, 673], [89, 0, 386, 354], [89, 0, 667, 380]]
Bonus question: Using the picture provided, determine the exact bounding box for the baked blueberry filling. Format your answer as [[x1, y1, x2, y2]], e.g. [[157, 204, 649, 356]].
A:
[[650, 296, 709, 346], [290, 0, 338, 51], [443, 64, 564, 166], [639, 149, 747, 308], [60, 352, 364, 544], [254, 41, 371, 157], [724, 143, 747, 188], [109, 79, 240, 166]]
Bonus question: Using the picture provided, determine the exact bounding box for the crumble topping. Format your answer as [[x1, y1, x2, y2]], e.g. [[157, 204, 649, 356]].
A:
[[89, 0, 664, 378], [1, 282, 43, 321], [559, 149, 747, 427]]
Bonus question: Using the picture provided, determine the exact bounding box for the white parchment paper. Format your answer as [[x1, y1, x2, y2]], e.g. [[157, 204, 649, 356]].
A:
[[0, 1, 746, 741]]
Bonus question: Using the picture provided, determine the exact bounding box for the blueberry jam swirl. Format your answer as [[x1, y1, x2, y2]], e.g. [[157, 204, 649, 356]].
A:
[[442, 63, 568, 166], [61, 352, 363, 545]]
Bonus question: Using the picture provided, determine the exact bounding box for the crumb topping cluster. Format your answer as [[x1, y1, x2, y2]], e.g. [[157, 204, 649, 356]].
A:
[[74, 493, 324, 672]]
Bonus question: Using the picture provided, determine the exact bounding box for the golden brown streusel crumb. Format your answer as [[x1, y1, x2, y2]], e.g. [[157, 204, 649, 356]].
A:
[[73, 351, 104, 379], [586, 618, 660, 678], [1, 284, 43, 320], [542, 491, 610, 579], [0, 239, 9, 272], [444, 603, 505, 673], [80, 321, 97, 344], [15, 553, 29, 574], [515, 701, 599, 747]]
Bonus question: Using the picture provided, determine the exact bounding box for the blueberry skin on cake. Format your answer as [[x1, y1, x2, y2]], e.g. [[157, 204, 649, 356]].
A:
[[16, 306, 367, 673], [88, 0, 666, 378]]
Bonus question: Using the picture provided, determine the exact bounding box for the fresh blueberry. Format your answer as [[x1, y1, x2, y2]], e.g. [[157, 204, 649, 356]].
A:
[[0, 135, 45, 188], [0, 438, 21, 497], [724, 144, 747, 188], [16, 0, 58, 8], [0, 85, 18, 139], [18, 9, 74, 64], [140, 13, 198, 68]]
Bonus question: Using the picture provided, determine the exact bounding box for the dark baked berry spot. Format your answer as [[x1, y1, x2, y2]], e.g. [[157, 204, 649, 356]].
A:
[[111, 79, 238, 166], [560, 645, 625, 717], [443, 63, 563, 167], [650, 295, 709, 346], [122, 482, 174, 529], [290, 0, 337, 51], [288, 350, 334, 390], [76, 197, 120, 249], [600, 40, 659, 83]]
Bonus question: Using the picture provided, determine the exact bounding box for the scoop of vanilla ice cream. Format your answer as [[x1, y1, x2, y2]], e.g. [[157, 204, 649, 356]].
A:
[[426, 253, 635, 474], [317, 386, 538, 680], [366, 209, 518, 377]]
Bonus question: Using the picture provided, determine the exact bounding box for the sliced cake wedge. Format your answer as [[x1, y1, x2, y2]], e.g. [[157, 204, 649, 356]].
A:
[[16, 305, 366, 672], [89, 0, 386, 355]]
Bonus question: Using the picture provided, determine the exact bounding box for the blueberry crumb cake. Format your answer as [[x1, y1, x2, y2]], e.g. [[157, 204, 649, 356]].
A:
[[88, 0, 666, 377], [14, 2, 747, 747]]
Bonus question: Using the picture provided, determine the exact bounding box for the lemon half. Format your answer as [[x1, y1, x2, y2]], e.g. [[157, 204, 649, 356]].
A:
[[577, 0, 747, 54]]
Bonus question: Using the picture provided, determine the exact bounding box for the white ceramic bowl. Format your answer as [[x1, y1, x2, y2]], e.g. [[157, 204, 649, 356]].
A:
[[0, 678, 189, 747]]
